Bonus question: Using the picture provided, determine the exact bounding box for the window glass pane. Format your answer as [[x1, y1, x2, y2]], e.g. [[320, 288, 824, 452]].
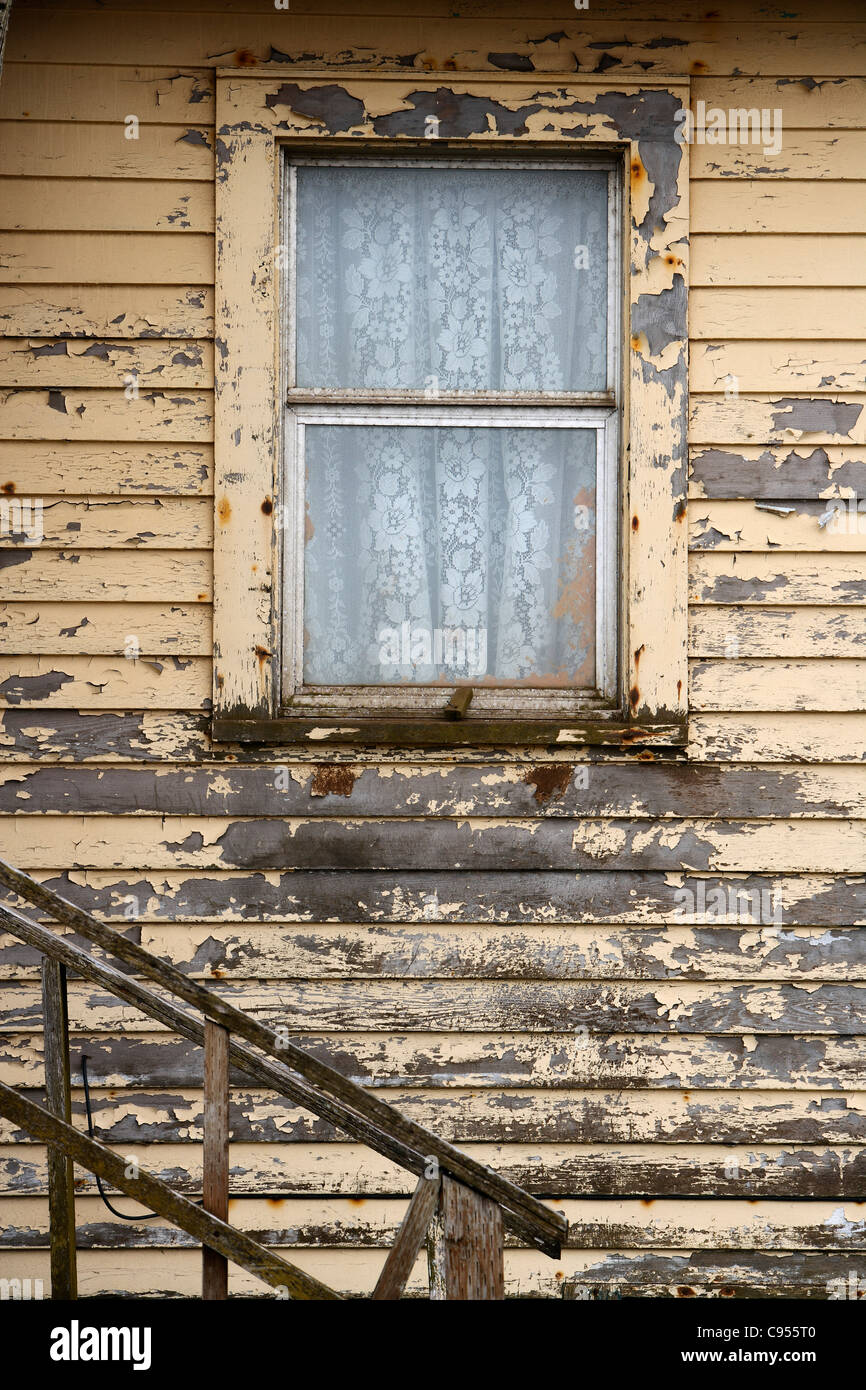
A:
[[296, 165, 609, 392], [303, 424, 597, 686]]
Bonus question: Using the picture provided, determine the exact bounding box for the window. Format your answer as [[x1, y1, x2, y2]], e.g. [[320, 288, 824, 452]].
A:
[[212, 73, 689, 747], [282, 156, 620, 718]]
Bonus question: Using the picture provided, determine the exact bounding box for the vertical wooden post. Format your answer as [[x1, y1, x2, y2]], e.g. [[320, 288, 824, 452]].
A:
[[41, 957, 77, 1300], [202, 1020, 230, 1299], [426, 1177, 504, 1300]]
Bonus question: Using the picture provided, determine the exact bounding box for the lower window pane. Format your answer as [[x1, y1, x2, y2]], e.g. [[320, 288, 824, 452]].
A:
[[302, 424, 598, 687]]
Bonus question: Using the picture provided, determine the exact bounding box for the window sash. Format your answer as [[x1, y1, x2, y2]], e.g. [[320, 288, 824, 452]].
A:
[[280, 405, 619, 714], [285, 155, 622, 404]]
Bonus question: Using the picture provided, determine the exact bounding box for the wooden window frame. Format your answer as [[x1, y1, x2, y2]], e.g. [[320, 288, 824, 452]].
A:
[[213, 70, 690, 749]]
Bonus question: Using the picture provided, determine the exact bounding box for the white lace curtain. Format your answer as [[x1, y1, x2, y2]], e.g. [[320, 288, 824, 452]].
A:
[[296, 165, 608, 686]]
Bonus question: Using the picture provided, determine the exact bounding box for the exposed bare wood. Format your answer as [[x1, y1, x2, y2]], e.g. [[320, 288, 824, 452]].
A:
[[40, 958, 77, 1300], [202, 1020, 229, 1299], [371, 1173, 439, 1300], [428, 1177, 504, 1300]]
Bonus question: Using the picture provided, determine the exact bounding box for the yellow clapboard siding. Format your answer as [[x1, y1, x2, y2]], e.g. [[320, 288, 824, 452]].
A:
[[0, 551, 212, 602], [0, 442, 212, 494], [0, 656, 211, 709], [0, 603, 211, 655], [691, 180, 866, 234], [0, 389, 212, 442], [4, 1192, 864, 1253], [0, 63, 214, 123], [690, 395, 866, 446], [690, 343, 866, 394], [691, 130, 862, 181], [689, 500, 866, 551], [688, 444, 866, 499], [0, 339, 212, 388], [690, 713, 866, 762], [0, 122, 213, 179], [12, 0, 866, 17], [689, 606, 866, 659], [1, 812, 864, 871], [690, 553, 866, 605], [690, 658, 866, 712], [0, 497, 211, 549], [691, 288, 866, 339], [0, 178, 214, 232], [692, 76, 866, 128], [8, 14, 866, 75], [0, 285, 213, 337], [691, 237, 866, 288], [0, 232, 214, 284]]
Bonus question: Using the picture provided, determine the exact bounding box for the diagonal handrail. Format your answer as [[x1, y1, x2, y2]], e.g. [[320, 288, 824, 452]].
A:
[[0, 1080, 343, 1300], [0, 857, 566, 1257]]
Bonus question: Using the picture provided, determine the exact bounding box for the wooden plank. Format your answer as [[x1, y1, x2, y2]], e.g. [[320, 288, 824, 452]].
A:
[[0, 552, 212, 603], [689, 446, 866, 500], [135, 922, 866, 985], [7, 1194, 866, 1256], [12, 866, 866, 926], [691, 240, 866, 291], [0, 339, 212, 389], [202, 1020, 229, 1299], [6, 1030, 866, 1095], [690, 500, 866, 552], [691, 553, 866, 604], [0, 123, 213, 179], [691, 290, 866, 341], [3, 810, 865, 873], [0, 442, 212, 495], [690, 713, 866, 763], [8, 761, 866, 811], [4, 1242, 864, 1300], [690, 342, 866, 393], [690, 658, 866, 712], [0, 1080, 342, 1299], [693, 76, 866, 129], [371, 1173, 439, 1300], [0, 64, 214, 123], [6, 976, 866, 1037], [0, 706, 861, 769], [8, 1085, 866, 1148], [692, 181, 866, 235], [6, 761, 866, 820], [9, 14, 866, 74], [691, 131, 863, 181], [0, 604, 211, 656], [0, 887, 566, 1255], [0, 389, 212, 442], [0, 179, 214, 233], [0, 286, 213, 338], [0, 657, 210, 710], [0, 499, 211, 550], [690, 607, 866, 659], [0, 234, 213, 285], [10, 1195, 866, 1262], [11, 0, 866, 18], [428, 1177, 504, 1299], [40, 958, 77, 1300], [6, 1140, 866, 1202], [690, 393, 866, 445]]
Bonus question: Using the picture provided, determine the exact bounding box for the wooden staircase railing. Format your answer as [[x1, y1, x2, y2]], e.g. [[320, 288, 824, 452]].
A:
[[0, 857, 567, 1300]]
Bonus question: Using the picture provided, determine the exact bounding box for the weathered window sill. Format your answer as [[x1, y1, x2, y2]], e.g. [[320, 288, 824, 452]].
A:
[[210, 716, 689, 750]]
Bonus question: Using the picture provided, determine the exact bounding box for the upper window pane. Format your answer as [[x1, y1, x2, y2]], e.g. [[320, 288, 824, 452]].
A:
[[295, 164, 609, 393]]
